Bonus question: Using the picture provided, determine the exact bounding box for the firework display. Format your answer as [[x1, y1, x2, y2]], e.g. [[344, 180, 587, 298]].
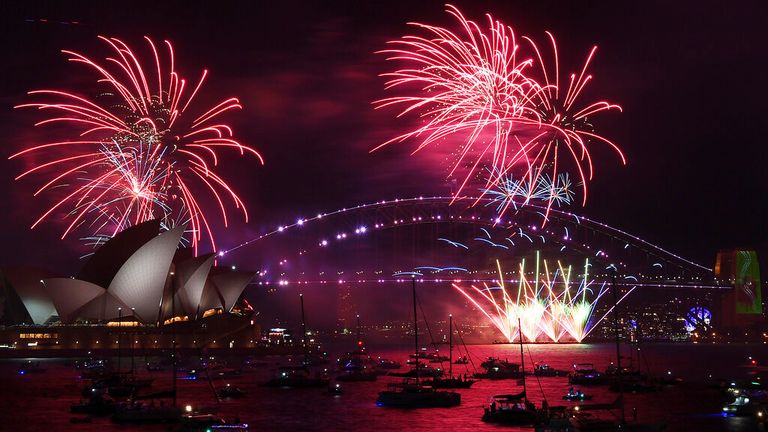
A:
[[12, 36, 262, 253], [452, 255, 608, 342], [375, 5, 623, 217], [481, 167, 574, 216]]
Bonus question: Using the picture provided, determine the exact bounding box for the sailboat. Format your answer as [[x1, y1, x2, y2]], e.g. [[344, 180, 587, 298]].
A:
[[262, 294, 329, 388], [482, 318, 539, 425], [425, 314, 476, 389], [112, 304, 181, 424], [336, 315, 378, 382], [568, 271, 665, 432], [376, 278, 461, 408]]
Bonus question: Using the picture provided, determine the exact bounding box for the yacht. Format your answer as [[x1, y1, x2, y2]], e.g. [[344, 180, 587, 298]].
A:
[[475, 357, 523, 380], [481, 319, 539, 425], [568, 363, 606, 385], [534, 362, 567, 377], [423, 315, 476, 389], [482, 392, 539, 425], [375, 278, 460, 408], [262, 365, 330, 388], [377, 379, 460, 408], [562, 387, 592, 401]]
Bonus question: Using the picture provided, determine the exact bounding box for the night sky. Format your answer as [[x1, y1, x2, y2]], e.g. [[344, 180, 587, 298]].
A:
[[0, 0, 766, 274]]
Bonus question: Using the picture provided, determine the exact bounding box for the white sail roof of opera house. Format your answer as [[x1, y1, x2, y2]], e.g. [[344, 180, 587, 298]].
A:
[[213, 271, 256, 312], [174, 253, 216, 319], [106, 224, 185, 322], [198, 268, 255, 314], [0, 267, 59, 324], [42, 224, 184, 323], [42, 278, 105, 323], [77, 219, 162, 289], [7, 218, 255, 325]]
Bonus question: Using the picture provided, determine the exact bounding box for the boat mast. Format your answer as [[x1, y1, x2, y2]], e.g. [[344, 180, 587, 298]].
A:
[[449, 314, 453, 379], [130, 307, 135, 373], [412, 276, 419, 384], [356, 314, 361, 348], [300, 293, 309, 361], [610, 269, 625, 423], [171, 280, 177, 407], [518, 318, 527, 399], [117, 307, 122, 373]]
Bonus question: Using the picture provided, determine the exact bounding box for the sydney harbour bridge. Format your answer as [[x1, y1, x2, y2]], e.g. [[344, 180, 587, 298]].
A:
[[216, 196, 744, 342]]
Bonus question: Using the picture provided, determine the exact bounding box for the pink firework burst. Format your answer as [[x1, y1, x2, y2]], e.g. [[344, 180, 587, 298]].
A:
[[11, 36, 263, 253], [518, 31, 625, 217], [375, 5, 624, 219], [373, 4, 543, 196]]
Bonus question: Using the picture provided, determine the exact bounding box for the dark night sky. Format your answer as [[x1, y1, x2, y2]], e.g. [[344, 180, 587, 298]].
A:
[[0, 0, 766, 274]]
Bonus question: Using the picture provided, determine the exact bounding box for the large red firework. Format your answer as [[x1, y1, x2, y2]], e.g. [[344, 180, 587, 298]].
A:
[[375, 5, 624, 217], [11, 36, 263, 253], [519, 31, 625, 212], [373, 4, 542, 196]]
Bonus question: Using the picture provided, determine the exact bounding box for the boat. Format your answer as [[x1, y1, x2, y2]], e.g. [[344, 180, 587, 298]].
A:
[[70, 393, 116, 415], [568, 363, 606, 386], [327, 383, 344, 396], [377, 379, 460, 408], [568, 272, 666, 431], [111, 294, 183, 424], [658, 370, 683, 385], [475, 357, 523, 380], [112, 401, 182, 423], [722, 395, 761, 416], [388, 365, 443, 378], [534, 362, 568, 377], [106, 373, 154, 398], [261, 365, 330, 388], [375, 278, 460, 408], [454, 355, 469, 365], [482, 392, 539, 425], [336, 316, 379, 382], [481, 318, 539, 425], [179, 413, 249, 431], [297, 293, 329, 367], [217, 383, 245, 398], [424, 314, 476, 389], [562, 387, 593, 401], [376, 358, 402, 370], [409, 350, 448, 362]]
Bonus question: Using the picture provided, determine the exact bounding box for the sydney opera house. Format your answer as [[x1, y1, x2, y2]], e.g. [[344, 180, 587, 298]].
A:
[[0, 220, 260, 354]]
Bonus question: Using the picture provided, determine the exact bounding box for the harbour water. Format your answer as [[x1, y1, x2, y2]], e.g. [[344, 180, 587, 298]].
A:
[[1, 343, 765, 431]]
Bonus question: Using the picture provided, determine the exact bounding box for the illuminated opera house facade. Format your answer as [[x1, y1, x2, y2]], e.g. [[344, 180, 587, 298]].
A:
[[0, 220, 260, 353]]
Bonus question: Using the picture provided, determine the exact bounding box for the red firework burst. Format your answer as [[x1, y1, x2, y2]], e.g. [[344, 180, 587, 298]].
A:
[[375, 5, 624, 218], [373, 4, 543, 196], [11, 36, 263, 253]]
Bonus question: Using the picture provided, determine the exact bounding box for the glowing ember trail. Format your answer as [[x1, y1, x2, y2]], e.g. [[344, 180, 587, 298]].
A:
[[11, 36, 263, 253], [375, 5, 624, 219], [452, 255, 609, 342]]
